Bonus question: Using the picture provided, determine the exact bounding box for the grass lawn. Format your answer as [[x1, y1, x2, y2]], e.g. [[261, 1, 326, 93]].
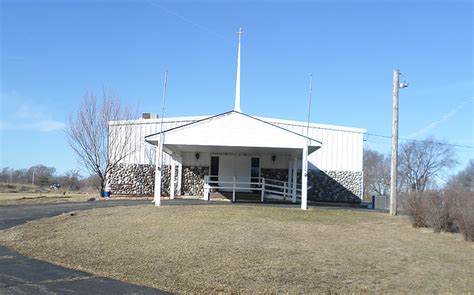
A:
[[1, 205, 473, 293]]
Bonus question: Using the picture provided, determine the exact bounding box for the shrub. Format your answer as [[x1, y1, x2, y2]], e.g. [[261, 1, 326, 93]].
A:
[[402, 188, 474, 241], [402, 192, 428, 228], [446, 188, 474, 242], [423, 191, 456, 233]]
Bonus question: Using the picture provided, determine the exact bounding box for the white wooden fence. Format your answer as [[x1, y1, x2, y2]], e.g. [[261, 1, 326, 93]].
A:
[[203, 175, 301, 202]]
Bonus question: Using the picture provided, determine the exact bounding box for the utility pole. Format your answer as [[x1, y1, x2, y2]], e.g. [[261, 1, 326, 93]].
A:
[[32, 170, 35, 186], [390, 69, 400, 215]]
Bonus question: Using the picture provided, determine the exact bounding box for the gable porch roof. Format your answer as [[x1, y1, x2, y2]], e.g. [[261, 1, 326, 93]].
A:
[[144, 111, 322, 156]]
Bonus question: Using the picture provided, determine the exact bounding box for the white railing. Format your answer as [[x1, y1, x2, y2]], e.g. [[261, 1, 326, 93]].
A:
[[203, 175, 302, 202]]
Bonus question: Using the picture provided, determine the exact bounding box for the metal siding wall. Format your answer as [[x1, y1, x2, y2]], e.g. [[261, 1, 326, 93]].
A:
[[270, 122, 364, 172], [330, 130, 336, 170], [111, 117, 364, 172], [111, 119, 192, 165], [342, 131, 348, 171], [335, 131, 339, 170], [355, 133, 361, 170], [356, 133, 363, 171]]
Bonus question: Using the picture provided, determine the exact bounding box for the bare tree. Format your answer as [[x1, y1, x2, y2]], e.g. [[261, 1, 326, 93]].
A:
[[56, 169, 82, 191], [447, 159, 473, 192], [80, 174, 102, 192], [28, 164, 56, 186], [363, 148, 391, 199], [399, 137, 457, 193], [0, 167, 13, 183], [66, 90, 135, 196]]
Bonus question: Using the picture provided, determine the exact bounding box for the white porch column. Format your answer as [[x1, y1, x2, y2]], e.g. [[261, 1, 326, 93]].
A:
[[292, 156, 298, 203], [177, 160, 182, 196], [301, 146, 308, 210], [170, 159, 176, 199], [287, 159, 293, 197], [153, 146, 161, 206]]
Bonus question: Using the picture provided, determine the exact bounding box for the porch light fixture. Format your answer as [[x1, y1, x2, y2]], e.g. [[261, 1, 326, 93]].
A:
[[271, 155, 276, 162], [195, 153, 200, 160]]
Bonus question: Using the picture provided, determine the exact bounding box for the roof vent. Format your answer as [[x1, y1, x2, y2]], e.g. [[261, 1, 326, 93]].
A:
[[142, 112, 157, 119]]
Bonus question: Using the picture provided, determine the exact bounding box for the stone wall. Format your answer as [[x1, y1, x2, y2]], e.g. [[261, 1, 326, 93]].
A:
[[261, 168, 362, 203], [109, 163, 170, 196], [308, 170, 362, 203], [182, 166, 209, 196], [109, 163, 362, 202], [260, 169, 288, 182]]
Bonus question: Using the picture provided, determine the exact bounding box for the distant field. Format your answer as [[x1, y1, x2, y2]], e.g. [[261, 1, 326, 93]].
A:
[[1, 205, 472, 293], [0, 183, 49, 194], [0, 192, 98, 204], [0, 183, 98, 204]]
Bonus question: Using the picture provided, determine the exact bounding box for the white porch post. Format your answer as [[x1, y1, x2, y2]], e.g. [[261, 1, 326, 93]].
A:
[[301, 146, 308, 210], [153, 146, 161, 206], [287, 159, 293, 197], [177, 160, 182, 196], [292, 156, 297, 203], [170, 159, 176, 199], [232, 176, 236, 202]]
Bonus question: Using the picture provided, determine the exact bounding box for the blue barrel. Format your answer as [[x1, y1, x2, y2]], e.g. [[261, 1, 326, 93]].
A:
[[103, 191, 111, 198]]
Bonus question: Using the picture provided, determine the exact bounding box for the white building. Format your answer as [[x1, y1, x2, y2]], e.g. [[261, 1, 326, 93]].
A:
[[108, 29, 366, 209]]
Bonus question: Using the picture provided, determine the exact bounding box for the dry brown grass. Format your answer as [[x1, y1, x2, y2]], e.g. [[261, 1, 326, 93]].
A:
[[0, 183, 98, 204], [1, 205, 473, 293], [0, 192, 97, 204]]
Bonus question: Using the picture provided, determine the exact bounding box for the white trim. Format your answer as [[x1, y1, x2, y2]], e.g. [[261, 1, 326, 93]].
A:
[[110, 114, 365, 134], [109, 115, 210, 126], [256, 116, 366, 134]]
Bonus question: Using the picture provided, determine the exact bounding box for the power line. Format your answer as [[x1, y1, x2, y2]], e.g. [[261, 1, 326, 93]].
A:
[[365, 133, 474, 150], [146, 0, 227, 41]]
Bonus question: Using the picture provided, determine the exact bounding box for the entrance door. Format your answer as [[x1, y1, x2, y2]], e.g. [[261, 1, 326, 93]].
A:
[[217, 155, 252, 191], [210, 156, 219, 185], [251, 157, 260, 192]]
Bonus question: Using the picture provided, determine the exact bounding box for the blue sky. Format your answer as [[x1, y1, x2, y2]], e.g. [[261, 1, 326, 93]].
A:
[[1, 0, 472, 177]]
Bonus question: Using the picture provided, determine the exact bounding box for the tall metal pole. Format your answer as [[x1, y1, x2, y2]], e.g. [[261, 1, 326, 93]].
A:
[[301, 74, 313, 210], [390, 69, 400, 216], [234, 27, 242, 112], [306, 74, 313, 138], [154, 70, 168, 207]]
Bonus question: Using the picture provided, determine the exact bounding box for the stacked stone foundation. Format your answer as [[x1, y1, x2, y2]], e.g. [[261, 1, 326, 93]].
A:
[[108, 164, 154, 196], [261, 168, 362, 203], [109, 164, 209, 197], [308, 170, 362, 203], [182, 166, 209, 196], [109, 164, 362, 202]]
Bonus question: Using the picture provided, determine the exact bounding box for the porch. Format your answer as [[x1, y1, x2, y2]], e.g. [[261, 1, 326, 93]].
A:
[[144, 111, 322, 210]]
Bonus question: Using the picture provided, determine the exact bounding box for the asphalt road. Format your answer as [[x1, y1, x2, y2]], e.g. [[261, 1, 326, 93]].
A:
[[0, 200, 170, 295]]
